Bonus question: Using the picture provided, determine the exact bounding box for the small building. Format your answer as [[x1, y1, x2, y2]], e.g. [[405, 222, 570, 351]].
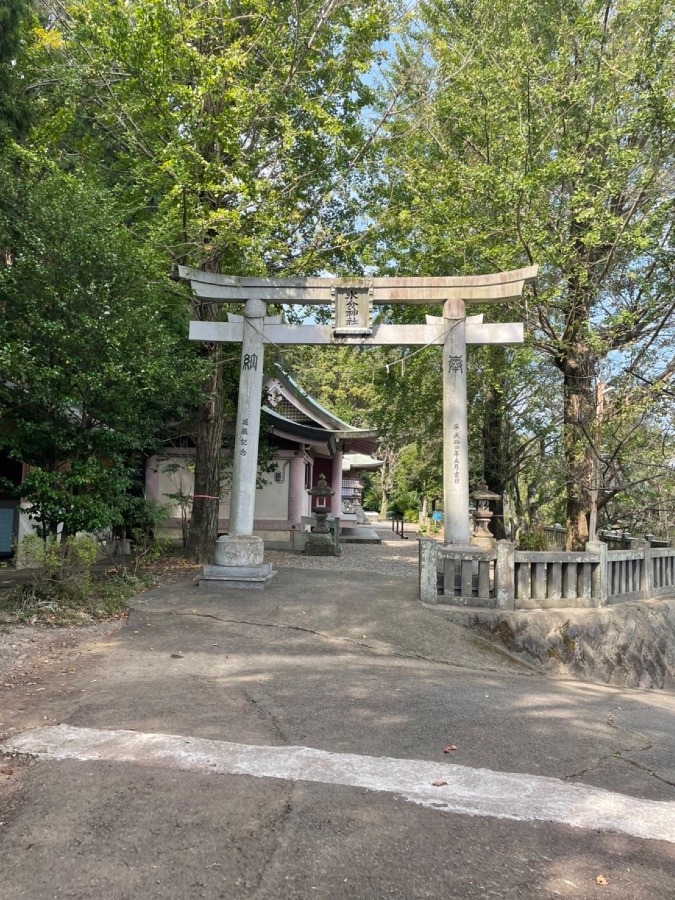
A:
[[146, 369, 379, 549], [340, 452, 383, 524]]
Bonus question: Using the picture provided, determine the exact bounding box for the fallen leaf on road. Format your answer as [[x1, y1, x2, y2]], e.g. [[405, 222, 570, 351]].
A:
[[443, 745, 457, 753], [432, 780, 448, 787], [595, 875, 610, 885], [170, 653, 184, 659], [1, 767, 13, 775]]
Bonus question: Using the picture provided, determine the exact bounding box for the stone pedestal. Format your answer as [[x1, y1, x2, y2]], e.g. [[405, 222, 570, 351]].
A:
[[199, 535, 277, 589], [303, 533, 335, 556], [215, 534, 264, 567], [471, 533, 497, 551]]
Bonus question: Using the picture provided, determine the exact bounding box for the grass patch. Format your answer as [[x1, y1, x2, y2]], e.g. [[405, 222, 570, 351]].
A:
[[0, 570, 155, 627], [0, 537, 202, 630]]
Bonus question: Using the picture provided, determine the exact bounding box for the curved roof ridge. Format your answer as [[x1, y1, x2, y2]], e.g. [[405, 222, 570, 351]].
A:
[[272, 364, 367, 434]]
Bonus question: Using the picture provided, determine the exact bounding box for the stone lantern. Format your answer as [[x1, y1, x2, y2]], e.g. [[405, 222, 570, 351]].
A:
[[305, 474, 337, 555], [308, 474, 334, 532], [470, 480, 501, 549]]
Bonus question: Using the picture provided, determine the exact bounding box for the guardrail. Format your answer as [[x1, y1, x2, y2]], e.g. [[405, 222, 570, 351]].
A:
[[434, 547, 496, 607], [419, 538, 675, 609]]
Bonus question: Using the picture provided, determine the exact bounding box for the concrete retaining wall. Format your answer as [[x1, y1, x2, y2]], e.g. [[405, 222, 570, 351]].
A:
[[442, 598, 675, 689]]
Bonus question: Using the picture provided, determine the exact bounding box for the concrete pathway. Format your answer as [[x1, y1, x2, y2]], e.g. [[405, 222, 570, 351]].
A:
[[1, 545, 674, 899]]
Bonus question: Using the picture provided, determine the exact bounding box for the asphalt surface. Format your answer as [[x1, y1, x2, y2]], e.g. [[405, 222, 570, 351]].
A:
[[1, 563, 674, 899]]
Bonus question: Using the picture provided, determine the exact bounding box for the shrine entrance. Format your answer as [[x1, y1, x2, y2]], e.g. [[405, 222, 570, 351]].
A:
[[181, 266, 537, 587]]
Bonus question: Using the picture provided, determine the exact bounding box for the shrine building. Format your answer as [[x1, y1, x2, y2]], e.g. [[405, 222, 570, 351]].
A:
[[145, 368, 379, 550]]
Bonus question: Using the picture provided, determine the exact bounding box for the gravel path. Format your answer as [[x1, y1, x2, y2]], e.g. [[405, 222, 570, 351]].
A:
[[265, 524, 422, 577]]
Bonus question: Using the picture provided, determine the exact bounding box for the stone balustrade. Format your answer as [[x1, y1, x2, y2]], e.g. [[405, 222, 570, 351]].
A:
[[419, 538, 675, 610]]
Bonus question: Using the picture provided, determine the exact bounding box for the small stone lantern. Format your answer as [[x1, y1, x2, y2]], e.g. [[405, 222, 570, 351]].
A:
[[307, 474, 335, 535], [470, 480, 501, 549], [304, 474, 337, 556]]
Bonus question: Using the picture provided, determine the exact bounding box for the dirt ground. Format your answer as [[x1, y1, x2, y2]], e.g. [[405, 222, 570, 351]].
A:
[[0, 532, 418, 693], [1, 551, 674, 899], [0, 553, 206, 705]]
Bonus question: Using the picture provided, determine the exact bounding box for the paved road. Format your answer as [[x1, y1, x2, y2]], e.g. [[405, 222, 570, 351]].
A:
[[1, 561, 674, 899]]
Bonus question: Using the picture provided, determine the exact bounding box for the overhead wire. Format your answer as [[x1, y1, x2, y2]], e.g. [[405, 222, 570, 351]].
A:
[[238, 315, 465, 380]]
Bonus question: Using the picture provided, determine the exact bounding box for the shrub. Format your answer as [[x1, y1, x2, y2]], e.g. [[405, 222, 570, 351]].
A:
[[1, 534, 146, 625], [18, 534, 98, 605], [419, 519, 441, 536], [516, 527, 551, 551]]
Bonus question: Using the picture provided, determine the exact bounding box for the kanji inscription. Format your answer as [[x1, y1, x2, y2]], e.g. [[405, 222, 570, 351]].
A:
[[453, 424, 461, 484], [333, 287, 371, 336]]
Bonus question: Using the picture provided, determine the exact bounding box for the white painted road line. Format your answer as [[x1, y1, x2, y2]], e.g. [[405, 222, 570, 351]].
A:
[[8, 724, 675, 843]]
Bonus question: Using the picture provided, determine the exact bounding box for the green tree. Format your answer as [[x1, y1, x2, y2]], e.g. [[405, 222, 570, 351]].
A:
[[29, 0, 396, 560], [371, 0, 675, 547], [586, 378, 675, 537], [0, 0, 34, 142], [282, 344, 384, 427], [0, 150, 202, 538]]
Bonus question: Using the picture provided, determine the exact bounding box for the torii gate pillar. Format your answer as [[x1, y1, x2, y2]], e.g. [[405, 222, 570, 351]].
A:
[[443, 299, 471, 545], [201, 297, 277, 588]]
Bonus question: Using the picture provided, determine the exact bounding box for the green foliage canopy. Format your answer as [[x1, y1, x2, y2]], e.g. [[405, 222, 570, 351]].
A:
[[0, 150, 204, 535], [368, 0, 675, 545]]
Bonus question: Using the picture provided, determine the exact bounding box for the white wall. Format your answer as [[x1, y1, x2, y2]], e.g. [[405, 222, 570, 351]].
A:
[[148, 452, 290, 525]]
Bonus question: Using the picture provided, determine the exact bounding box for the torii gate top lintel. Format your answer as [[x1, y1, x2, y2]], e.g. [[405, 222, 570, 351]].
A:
[[178, 264, 538, 305]]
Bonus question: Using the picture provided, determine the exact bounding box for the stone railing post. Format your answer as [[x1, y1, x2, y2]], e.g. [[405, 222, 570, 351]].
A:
[[332, 517, 341, 555], [419, 538, 439, 604], [637, 540, 654, 600], [585, 540, 607, 607], [495, 540, 515, 609]]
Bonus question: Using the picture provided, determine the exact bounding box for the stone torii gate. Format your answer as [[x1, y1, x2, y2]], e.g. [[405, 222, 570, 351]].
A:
[[180, 265, 537, 587]]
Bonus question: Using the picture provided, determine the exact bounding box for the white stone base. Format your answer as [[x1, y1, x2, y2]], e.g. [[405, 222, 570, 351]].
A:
[[215, 534, 264, 567], [199, 562, 277, 590], [303, 533, 337, 557], [202, 534, 276, 588]]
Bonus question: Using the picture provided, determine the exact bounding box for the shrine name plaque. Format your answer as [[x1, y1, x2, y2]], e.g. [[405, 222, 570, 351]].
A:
[[332, 286, 373, 337]]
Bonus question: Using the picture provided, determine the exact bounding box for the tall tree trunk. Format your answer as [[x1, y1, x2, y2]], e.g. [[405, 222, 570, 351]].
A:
[[560, 345, 596, 550], [482, 349, 507, 540], [186, 298, 224, 563]]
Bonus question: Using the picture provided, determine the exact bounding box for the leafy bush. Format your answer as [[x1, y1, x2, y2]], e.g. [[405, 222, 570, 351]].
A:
[[419, 519, 441, 535], [0, 534, 151, 625], [17, 534, 98, 604], [516, 528, 551, 551], [390, 489, 420, 521]]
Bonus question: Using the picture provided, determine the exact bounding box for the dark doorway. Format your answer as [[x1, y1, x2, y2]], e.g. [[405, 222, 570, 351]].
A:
[[0, 452, 23, 558]]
